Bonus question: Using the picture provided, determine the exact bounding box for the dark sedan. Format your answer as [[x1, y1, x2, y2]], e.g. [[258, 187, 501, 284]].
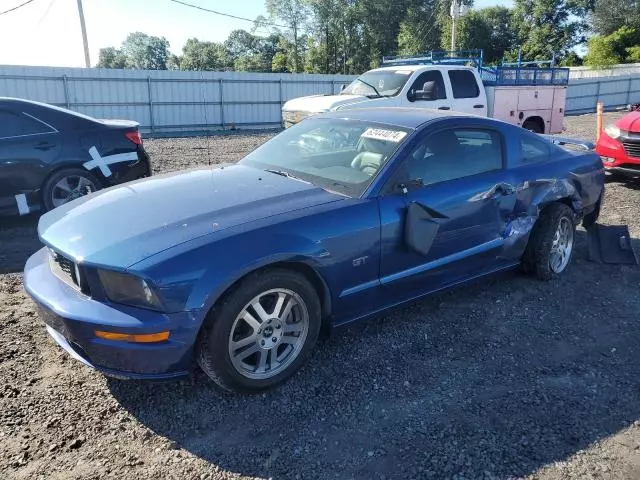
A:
[[0, 97, 151, 216]]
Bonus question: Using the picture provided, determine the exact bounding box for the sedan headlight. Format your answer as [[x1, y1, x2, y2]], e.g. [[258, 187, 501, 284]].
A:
[[604, 124, 622, 139], [98, 270, 163, 311]]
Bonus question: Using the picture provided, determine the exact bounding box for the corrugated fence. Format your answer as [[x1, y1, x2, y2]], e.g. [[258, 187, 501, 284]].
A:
[[0, 65, 356, 135], [0, 64, 638, 135]]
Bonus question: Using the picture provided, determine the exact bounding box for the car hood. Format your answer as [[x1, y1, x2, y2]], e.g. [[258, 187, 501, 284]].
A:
[[38, 164, 344, 269], [282, 94, 369, 113], [616, 111, 640, 132]]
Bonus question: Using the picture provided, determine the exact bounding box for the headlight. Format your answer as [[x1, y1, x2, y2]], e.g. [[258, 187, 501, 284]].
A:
[[98, 270, 163, 311], [604, 124, 622, 139]]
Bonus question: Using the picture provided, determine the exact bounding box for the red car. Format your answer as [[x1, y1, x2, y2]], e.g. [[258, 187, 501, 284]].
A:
[[596, 111, 640, 177]]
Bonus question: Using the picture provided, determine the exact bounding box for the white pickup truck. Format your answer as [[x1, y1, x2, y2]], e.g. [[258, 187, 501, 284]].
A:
[[282, 53, 569, 134]]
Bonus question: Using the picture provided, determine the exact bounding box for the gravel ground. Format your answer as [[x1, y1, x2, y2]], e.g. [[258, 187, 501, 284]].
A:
[[2, 113, 640, 480]]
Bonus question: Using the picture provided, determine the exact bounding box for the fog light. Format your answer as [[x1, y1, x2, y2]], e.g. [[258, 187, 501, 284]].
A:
[[601, 157, 615, 163], [95, 330, 170, 343]]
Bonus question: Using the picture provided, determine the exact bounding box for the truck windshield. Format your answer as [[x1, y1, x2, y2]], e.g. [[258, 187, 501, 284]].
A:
[[239, 117, 412, 197], [340, 70, 412, 97]]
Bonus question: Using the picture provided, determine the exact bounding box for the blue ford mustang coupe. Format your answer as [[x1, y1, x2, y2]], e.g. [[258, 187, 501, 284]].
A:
[[24, 108, 605, 393]]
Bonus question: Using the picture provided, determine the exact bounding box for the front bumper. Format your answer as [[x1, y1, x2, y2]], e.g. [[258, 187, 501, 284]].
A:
[[23, 247, 199, 380], [596, 132, 640, 176]]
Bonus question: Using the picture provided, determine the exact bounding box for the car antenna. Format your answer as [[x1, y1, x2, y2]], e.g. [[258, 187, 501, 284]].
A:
[[200, 70, 212, 166]]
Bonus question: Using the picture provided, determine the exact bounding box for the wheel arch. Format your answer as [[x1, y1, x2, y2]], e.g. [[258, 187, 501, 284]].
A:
[[522, 116, 545, 134], [200, 259, 333, 335]]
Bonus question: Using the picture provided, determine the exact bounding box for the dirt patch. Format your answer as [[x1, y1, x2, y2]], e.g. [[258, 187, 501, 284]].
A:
[[2, 114, 640, 480]]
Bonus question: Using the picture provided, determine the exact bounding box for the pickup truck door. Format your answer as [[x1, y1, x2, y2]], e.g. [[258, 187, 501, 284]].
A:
[[377, 125, 516, 302], [403, 70, 452, 112], [446, 69, 489, 116]]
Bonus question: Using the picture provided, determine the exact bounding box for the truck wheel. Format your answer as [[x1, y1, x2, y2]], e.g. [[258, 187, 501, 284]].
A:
[[42, 168, 101, 211], [522, 203, 576, 281], [522, 118, 544, 134], [197, 269, 322, 393]]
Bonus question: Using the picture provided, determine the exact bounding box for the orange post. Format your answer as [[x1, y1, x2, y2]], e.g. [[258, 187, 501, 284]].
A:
[[596, 102, 604, 141]]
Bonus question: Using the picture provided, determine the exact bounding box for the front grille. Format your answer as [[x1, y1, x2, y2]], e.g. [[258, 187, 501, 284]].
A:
[[49, 249, 89, 294], [622, 141, 640, 158]]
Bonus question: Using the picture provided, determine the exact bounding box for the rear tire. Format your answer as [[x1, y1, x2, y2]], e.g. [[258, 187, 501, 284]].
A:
[[42, 168, 100, 212], [197, 269, 321, 393], [522, 203, 576, 281], [522, 119, 544, 134]]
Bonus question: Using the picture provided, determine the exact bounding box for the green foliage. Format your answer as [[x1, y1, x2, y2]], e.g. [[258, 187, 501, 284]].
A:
[[584, 27, 637, 67], [99, 0, 627, 74], [591, 0, 640, 40], [626, 46, 640, 62], [96, 47, 127, 69], [180, 38, 232, 71], [511, 0, 591, 60], [121, 32, 171, 70]]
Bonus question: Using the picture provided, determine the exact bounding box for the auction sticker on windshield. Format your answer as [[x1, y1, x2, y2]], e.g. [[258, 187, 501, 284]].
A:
[[361, 128, 407, 142]]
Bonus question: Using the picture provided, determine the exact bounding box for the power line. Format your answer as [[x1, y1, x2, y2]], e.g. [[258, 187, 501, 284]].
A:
[[35, 0, 55, 27], [168, 0, 288, 29], [0, 0, 36, 16]]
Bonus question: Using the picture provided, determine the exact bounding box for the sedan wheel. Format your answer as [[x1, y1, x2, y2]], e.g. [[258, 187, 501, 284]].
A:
[[42, 168, 101, 211], [51, 175, 98, 208], [198, 269, 321, 393]]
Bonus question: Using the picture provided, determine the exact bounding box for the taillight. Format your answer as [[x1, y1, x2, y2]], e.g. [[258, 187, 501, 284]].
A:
[[125, 131, 142, 145]]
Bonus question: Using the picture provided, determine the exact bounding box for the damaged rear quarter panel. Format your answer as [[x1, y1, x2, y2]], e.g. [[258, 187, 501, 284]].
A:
[[501, 137, 605, 258]]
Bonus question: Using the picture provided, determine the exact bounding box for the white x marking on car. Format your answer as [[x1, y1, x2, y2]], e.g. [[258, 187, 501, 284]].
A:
[[83, 146, 138, 177]]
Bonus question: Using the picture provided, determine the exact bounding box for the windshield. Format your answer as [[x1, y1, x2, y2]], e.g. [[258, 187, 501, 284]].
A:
[[340, 70, 412, 97], [238, 118, 412, 197]]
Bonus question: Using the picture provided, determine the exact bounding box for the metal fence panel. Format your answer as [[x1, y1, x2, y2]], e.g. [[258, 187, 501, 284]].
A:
[[0, 65, 357, 134], [2, 64, 638, 133]]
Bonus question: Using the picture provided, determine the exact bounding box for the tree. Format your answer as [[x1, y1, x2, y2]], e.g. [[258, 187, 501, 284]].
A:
[[511, 0, 592, 61], [120, 32, 171, 70], [584, 27, 637, 67], [591, 0, 640, 40], [397, 0, 441, 55], [180, 38, 232, 71], [96, 47, 127, 68], [266, 0, 310, 72]]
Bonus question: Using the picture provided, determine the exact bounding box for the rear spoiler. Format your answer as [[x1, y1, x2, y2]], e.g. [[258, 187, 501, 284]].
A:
[[540, 134, 594, 151]]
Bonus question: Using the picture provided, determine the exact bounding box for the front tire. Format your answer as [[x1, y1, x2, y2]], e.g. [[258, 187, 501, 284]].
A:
[[197, 269, 322, 393], [522, 203, 576, 281]]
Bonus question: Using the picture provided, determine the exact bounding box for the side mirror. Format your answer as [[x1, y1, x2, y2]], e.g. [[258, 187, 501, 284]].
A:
[[407, 89, 416, 103], [340, 84, 346, 92], [415, 81, 436, 101]]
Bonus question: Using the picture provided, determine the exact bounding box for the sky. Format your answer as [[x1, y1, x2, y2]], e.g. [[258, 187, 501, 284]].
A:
[[0, 0, 514, 68]]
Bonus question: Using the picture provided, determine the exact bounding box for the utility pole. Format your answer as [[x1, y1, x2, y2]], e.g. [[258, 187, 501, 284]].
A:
[[450, 0, 458, 52], [450, 0, 468, 53], [76, 0, 91, 67], [450, 0, 457, 52]]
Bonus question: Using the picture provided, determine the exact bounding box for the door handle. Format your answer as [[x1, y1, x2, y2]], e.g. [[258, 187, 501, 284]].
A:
[[437, 106, 451, 110], [473, 104, 485, 108], [34, 142, 55, 151]]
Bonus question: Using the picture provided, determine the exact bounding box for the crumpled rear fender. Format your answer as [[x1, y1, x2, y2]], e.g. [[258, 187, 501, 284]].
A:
[[500, 176, 585, 260]]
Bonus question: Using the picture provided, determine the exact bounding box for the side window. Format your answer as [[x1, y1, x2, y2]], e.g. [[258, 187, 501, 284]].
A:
[[408, 71, 447, 101], [0, 110, 53, 138], [20, 113, 54, 135], [406, 128, 503, 186], [448, 70, 480, 99], [520, 134, 551, 164], [0, 111, 22, 138]]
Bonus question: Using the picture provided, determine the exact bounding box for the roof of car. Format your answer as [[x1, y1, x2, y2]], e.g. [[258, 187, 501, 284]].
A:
[[313, 107, 470, 129]]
